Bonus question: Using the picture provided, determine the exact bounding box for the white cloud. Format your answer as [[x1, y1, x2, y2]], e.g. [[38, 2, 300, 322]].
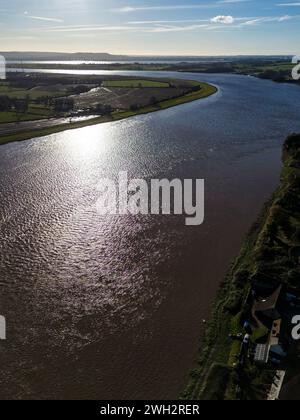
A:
[[278, 14, 293, 20], [211, 15, 235, 24]]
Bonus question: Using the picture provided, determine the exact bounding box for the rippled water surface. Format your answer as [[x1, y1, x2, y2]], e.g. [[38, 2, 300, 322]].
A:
[[1, 73, 300, 399]]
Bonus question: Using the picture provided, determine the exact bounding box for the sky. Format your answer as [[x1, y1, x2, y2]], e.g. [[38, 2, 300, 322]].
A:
[[1, 0, 300, 55]]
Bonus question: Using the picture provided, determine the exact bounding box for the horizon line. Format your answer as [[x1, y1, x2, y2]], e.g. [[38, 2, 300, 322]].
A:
[[0, 51, 295, 57]]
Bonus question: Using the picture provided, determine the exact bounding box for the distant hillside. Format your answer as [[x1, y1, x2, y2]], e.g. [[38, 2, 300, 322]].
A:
[[0, 52, 129, 61], [0, 52, 293, 63]]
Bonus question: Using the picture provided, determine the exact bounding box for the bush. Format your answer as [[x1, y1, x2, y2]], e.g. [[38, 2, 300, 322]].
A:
[[95, 104, 112, 115], [149, 96, 157, 106], [68, 85, 90, 95], [200, 364, 231, 400], [54, 97, 74, 112], [234, 269, 250, 288], [254, 246, 277, 262], [130, 103, 139, 111], [0, 95, 12, 111], [224, 290, 243, 314]]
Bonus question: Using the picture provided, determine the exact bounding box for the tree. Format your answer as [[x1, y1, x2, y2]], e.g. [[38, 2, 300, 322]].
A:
[[95, 103, 112, 115], [191, 85, 202, 92], [54, 98, 75, 113], [68, 85, 90, 95], [130, 103, 139, 111], [149, 96, 157, 106], [0, 95, 11, 111], [14, 97, 30, 120]]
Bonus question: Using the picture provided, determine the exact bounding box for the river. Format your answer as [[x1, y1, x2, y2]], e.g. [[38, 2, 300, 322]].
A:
[[1, 72, 300, 400]]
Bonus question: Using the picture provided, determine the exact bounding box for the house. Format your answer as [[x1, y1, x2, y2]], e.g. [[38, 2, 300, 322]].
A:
[[253, 320, 286, 365], [252, 285, 282, 329], [251, 286, 290, 365]]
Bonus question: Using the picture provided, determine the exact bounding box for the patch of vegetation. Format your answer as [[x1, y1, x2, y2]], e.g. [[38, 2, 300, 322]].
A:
[[200, 364, 231, 400], [250, 327, 269, 344]]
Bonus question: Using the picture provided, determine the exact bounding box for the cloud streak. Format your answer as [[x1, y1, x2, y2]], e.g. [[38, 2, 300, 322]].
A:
[[240, 14, 300, 25], [113, 4, 218, 12], [43, 12, 299, 35], [24, 12, 64, 23], [277, 3, 300, 6]]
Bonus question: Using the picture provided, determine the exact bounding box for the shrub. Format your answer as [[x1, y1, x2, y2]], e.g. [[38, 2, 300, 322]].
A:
[[130, 103, 139, 111]]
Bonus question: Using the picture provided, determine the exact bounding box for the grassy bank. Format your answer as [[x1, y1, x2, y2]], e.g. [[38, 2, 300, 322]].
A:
[[183, 133, 300, 400], [0, 81, 217, 145]]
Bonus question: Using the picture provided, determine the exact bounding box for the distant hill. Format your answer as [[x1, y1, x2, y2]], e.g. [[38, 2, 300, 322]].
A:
[[0, 52, 129, 61], [0, 52, 293, 63]]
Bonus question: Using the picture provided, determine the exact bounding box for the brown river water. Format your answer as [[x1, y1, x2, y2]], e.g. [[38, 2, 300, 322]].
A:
[[1, 72, 300, 399]]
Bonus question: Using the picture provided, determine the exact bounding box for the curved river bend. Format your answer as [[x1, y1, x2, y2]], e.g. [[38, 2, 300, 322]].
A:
[[1, 73, 300, 399]]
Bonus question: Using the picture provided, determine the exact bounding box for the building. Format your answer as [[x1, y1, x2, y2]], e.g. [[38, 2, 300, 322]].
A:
[[252, 285, 282, 329], [254, 344, 270, 364]]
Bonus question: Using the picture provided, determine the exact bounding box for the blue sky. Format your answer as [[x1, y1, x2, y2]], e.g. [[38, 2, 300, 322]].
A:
[[1, 0, 300, 54]]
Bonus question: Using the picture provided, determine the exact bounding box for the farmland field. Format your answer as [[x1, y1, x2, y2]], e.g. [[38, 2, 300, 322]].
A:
[[102, 79, 170, 88], [0, 83, 66, 99]]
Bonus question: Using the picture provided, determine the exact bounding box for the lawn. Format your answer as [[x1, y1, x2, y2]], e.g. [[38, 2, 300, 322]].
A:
[[102, 79, 170, 88]]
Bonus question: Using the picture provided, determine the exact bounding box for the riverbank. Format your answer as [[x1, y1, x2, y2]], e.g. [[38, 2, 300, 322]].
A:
[[7, 58, 297, 83], [0, 80, 217, 145], [183, 133, 300, 400]]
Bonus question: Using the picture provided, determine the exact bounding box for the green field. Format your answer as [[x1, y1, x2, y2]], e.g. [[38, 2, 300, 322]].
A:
[[234, 61, 294, 75], [0, 83, 65, 100], [0, 82, 66, 123], [0, 104, 53, 123], [102, 79, 170, 88]]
